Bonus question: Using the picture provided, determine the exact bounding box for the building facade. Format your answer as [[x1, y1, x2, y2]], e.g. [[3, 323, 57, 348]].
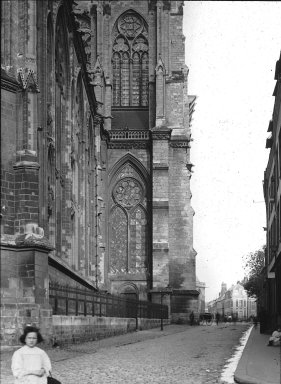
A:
[[196, 277, 206, 314], [263, 51, 281, 331], [1, 0, 198, 343], [207, 283, 257, 320]]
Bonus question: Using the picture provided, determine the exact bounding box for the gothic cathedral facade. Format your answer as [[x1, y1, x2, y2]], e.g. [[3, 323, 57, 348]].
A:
[[1, 0, 198, 326]]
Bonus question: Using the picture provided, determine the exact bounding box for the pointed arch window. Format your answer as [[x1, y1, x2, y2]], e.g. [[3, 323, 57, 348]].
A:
[[112, 11, 149, 107], [109, 165, 148, 274]]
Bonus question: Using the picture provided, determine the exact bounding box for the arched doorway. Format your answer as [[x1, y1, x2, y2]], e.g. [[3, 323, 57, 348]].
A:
[[119, 283, 139, 301]]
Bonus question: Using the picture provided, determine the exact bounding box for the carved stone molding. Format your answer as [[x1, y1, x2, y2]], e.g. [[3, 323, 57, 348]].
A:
[[1, 67, 19, 92], [151, 126, 171, 141], [154, 133, 170, 140], [153, 163, 169, 170], [108, 142, 149, 150], [170, 141, 190, 148], [109, 130, 150, 141], [13, 161, 40, 171]]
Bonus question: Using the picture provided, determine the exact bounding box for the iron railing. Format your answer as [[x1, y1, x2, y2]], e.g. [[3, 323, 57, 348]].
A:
[[49, 282, 168, 319]]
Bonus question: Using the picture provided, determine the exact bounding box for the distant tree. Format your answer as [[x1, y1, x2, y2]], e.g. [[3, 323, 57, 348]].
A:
[[242, 246, 265, 298]]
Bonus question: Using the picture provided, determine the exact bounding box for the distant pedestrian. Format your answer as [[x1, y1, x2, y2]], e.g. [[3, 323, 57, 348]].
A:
[[215, 312, 220, 326], [259, 308, 267, 334], [11, 325, 52, 384], [189, 311, 195, 326], [253, 316, 258, 329]]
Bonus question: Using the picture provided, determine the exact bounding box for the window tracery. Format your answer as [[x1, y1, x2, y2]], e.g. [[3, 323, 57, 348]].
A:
[[113, 178, 143, 208], [109, 163, 148, 274], [110, 207, 128, 273], [112, 11, 148, 107]]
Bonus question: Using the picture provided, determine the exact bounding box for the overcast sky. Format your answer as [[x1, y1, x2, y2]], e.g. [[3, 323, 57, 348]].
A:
[[182, 1, 281, 302]]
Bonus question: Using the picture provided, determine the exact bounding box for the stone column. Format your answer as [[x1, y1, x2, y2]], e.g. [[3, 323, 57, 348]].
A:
[[168, 138, 198, 323], [155, 57, 166, 127], [151, 127, 171, 293]]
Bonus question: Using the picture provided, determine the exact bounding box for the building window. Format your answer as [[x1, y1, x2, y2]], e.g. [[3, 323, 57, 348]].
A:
[[109, 164, 148, 274], [112, 11, 149, 107]]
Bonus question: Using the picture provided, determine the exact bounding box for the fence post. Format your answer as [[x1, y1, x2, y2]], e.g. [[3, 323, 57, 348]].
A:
[[66, 285, 68, 316], [92, 294, 95, 317], [54, 285, 58, 315], [136, 299, 139, 330], [84, 288, 87, 316], [75, 289, 78, 316]]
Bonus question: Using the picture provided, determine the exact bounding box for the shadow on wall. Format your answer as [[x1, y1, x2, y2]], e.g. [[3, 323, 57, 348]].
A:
[[168, 260, 185, 288]]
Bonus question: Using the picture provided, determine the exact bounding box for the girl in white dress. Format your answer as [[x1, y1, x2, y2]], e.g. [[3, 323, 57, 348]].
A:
[[11, 326, 52, 384]]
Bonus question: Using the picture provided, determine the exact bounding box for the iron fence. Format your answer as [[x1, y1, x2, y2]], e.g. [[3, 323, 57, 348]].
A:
[[49, 282, 168, 319]]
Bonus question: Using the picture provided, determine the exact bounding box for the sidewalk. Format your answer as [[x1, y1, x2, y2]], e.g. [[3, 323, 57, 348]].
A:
[[234, 326, 281, 384]]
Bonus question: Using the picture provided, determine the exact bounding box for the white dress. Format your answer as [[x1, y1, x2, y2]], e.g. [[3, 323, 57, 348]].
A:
[[269, 330, 281, 345], [11, 345, 52, 384]]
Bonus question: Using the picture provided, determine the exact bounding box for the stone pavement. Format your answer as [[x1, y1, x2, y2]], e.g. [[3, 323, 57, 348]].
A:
[[234, 325, 281, 384], [1, 323, 249, 384]]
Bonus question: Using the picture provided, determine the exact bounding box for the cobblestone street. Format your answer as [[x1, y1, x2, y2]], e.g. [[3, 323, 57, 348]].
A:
[[1, 323, 249, 384]]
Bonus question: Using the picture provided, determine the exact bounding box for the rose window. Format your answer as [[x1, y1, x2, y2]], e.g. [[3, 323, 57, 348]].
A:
[[118, 14, 143, 39], [113, 178, 143, 208]]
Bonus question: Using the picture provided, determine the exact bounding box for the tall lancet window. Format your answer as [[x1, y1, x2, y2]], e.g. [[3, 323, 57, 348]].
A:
[[112, 11, 149, 107]]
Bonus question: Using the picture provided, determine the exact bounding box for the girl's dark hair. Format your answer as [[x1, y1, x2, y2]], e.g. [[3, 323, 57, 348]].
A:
[[19, 326, 44, 344]]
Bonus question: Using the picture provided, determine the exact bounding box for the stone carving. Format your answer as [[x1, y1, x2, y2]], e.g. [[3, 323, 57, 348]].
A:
[[1, 199, 8, 217], [155, 55, 165, 75], [72, 5, 91, 64], [55, 168, 65, 187], [17, 68, 40, 92], [93, 115, 103, 128], [47, 182, 54, 218], [71, 197, 81, 217], [25, 223, 44, 239]]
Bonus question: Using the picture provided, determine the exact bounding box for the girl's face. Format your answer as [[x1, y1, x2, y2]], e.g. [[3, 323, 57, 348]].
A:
[[25, 332, 38, 348]]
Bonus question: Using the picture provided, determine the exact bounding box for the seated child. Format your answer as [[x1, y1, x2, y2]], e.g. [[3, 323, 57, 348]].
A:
[[268, 328, 281, 346]]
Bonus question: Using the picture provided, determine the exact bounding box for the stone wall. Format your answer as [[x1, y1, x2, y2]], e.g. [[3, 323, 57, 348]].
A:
[[0, 245, 52, 346], [1, 81, 19, 235], [51, 315, 170, 345]]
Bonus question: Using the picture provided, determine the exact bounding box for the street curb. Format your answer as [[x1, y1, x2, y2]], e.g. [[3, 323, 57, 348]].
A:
[[233, 326, 280, 384]]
